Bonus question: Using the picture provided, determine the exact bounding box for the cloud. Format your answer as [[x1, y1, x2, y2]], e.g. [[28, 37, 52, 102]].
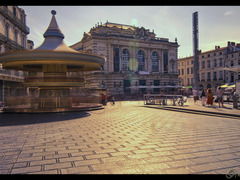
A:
[[224, 10, 233, 16]]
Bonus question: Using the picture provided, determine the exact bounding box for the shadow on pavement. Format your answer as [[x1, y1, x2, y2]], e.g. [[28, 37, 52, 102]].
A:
[[0, 112, 91, 126]]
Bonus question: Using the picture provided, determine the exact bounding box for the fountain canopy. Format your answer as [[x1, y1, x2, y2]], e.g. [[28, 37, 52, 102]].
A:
[[0, 10, 105, 113], [0, 10, 105, 73]]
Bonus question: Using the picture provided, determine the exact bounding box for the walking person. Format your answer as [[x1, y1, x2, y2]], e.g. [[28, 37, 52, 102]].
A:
[[108, 94, 115, 106], [206, 88, 213, 107], [193, 88, 199, 104], [217, 86, 224, 108], [101, 93, 107, 106], [201, 88, 206, 106]]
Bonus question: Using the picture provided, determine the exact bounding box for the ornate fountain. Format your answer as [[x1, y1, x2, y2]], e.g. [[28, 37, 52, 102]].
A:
[[0, 10, 105, 113]]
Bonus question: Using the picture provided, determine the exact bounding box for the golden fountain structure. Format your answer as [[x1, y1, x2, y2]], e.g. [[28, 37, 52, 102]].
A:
[[0, 10, 105, 113]]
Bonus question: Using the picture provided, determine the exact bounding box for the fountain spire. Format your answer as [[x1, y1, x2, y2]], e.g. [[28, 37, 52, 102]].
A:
[[43, 10, 64, 38]]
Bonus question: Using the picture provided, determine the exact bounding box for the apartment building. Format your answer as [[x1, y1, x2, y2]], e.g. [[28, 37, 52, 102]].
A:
[[0, 6, 31, 102], [178, 41, 240, 90]]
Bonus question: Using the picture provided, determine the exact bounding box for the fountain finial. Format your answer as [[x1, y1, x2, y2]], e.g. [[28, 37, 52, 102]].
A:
[[51, 10, 56, 15]]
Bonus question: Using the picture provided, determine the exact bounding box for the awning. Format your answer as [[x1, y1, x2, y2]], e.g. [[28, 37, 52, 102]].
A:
[[220, 84, 229, 88], [229, 84, 235, 88], [129, 85, 184, 89]]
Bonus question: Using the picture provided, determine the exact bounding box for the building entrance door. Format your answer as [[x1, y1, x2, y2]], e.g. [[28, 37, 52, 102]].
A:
[[124, 80, 131, 94]]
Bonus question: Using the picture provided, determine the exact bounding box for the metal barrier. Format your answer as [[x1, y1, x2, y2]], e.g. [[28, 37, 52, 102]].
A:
[[144, 94, 187, 106]]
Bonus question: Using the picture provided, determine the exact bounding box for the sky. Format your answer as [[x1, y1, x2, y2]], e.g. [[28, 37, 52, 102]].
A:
[[20, 6, 240, 58]]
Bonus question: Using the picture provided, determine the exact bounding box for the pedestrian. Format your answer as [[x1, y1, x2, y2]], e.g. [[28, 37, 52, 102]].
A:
[[101, 93, 106, 106], [193, 88, 199, 104], [108, 94, 115, 105], [206, 88, 213, 107], [201, 88, 206, 106], [160, 89, 164, 105], [216, 86, 224, 108]]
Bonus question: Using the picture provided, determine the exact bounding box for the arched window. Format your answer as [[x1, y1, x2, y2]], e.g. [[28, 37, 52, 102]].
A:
[[121, 49, 130, 71], [152, 51, 159, 72], [137, 50, 145, 71]]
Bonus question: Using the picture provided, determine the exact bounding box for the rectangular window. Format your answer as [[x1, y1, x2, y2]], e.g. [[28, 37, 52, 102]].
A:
[[207, 72, 211, 81], [201, 61, 205, 69], [214, 59, 217, 67], [5, 25, 9, 38], [163, 51, 168, 73], [139, 80, 146, 86], [113, 48, 119, 72], [213, 72, 217, 80], [14, 31, 18, 43], [202, 73, 205, 80], [139, 80, 146, 93], [153, 80, 160, 93], [219, 71, 223, 80], [207, 60, 210, 68], [153, 80, 160, 86], [13, 7, 17, 16], [219, 58, 223, 67]]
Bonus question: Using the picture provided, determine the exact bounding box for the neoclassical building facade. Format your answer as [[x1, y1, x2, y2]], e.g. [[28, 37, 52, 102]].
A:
[[71, 22, 179, 96], [0, 6, 31, 102]]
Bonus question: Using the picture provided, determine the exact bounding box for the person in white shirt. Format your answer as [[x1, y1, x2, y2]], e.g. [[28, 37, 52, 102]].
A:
[[193, 88, 199, 104], [216, 87, 224, 108]]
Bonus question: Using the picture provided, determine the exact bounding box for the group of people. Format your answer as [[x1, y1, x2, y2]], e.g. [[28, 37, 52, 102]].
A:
[[101, 93, 115, 106], [193, 87, 225, 108]]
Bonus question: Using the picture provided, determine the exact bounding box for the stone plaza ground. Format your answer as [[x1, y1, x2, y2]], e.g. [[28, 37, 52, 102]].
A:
[[0, 99, 240, 174]]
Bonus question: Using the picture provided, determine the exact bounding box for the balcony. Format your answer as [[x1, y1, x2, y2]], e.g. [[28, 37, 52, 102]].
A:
[[0, 6, 30, 34], [0, 33, 24, 50]]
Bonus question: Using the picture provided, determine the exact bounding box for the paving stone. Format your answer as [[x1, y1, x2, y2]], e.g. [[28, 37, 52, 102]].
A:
[[60, 166, 91, 174], [0, 101, 240, 174], [11, 165, 42, 174], [188, 163, 221, 173], [138, 162, 170, 172], [44, 162, 72, 171], [74, 159, 101, 167], [162, 167, 195, 174]]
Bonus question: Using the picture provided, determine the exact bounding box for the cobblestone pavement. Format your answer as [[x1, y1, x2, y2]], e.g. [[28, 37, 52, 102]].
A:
[[0, 101, 240, 174]]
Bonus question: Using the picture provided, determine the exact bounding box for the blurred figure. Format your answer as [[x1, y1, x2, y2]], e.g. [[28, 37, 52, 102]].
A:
[[216, 86, 224, 108], [101, 93, 107, 106], [193, 88, 199, 104], [108, 94, 115, 105], [206, 88, 213, 107], [201, 88, 206, 106]]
